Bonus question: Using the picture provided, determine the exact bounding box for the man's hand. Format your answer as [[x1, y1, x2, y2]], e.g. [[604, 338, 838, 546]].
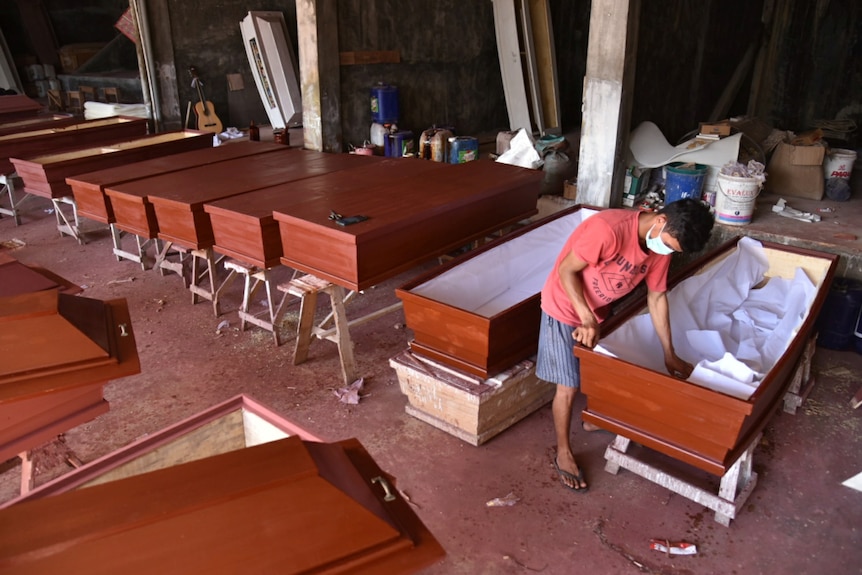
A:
[[573, 318, 600, 349], [665, 354, 693, 379]]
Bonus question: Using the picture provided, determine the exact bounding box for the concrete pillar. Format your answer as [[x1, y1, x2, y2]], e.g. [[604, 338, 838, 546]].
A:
[[296, 0, 343, 153], [576, 0, 639, 207]]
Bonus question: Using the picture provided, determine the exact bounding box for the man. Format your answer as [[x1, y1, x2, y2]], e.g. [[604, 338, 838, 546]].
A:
[[537, 198, 714, 492]]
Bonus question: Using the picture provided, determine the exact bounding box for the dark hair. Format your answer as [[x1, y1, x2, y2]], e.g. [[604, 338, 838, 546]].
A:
[[658, 198, 714, 253]]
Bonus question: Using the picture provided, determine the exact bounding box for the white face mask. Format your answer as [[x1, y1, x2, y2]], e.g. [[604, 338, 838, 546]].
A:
[[646, 222, 675, 255]]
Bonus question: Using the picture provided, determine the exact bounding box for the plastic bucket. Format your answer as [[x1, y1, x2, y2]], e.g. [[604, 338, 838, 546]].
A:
[[714, 173, 761, 226], [823, 148, 857, 180], [664, 162, 707, 205], [816, 278, 862, 350]]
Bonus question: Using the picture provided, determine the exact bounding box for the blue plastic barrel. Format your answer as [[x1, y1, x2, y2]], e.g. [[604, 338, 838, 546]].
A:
[[371, 83, 399, 124], [664, 162, 708, 205], [815, 278, 862, 350]]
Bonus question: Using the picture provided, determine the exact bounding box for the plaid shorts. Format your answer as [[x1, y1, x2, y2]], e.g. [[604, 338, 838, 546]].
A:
[[536, 311, 581, 388]]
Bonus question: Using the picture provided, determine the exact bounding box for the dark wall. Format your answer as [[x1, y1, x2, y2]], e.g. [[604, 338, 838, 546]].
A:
[[336, 0, 507, 149], [549, 0, 590, 133], [631, 0, 764, 144]]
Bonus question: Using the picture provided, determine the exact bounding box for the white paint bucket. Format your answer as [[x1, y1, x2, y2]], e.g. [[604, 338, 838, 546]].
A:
[[715, 173, 761, 226], [824, 148, 858, 180]]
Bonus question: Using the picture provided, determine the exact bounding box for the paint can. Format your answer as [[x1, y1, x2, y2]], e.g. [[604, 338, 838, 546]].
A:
[[448, 136, 479, 164], [714, 173, 761, 225], [823, 148, 857, 181], [370, 83, 399, 124]]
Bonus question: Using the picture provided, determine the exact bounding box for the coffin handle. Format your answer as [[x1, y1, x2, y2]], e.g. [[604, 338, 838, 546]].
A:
[[371, 475, 396, 502]]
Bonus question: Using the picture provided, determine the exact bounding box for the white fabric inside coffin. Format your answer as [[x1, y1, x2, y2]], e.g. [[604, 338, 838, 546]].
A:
[[409, 209, 600, 316], [595, 237, 818, 400]]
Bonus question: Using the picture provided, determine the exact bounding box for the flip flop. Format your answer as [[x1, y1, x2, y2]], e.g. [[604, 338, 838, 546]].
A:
[[553, 456, 589, 493]]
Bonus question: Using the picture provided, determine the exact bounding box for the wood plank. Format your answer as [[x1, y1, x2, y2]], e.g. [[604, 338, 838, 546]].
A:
[[492, 0, 533, 131], [339, 50, 401, 65]]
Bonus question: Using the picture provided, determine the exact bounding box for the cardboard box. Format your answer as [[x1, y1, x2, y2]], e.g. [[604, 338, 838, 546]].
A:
[[563, 177, 578, 200], [766, 142, 826, 200], [623, 166, 650, 207], [699, 121, 732, 136]]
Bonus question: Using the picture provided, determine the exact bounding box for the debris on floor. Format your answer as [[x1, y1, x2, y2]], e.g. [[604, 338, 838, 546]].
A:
[[485, 492, 519, 507], [772, 198, 821, 222], [334, 377, 365, 404], [649, 539, 698, 556]]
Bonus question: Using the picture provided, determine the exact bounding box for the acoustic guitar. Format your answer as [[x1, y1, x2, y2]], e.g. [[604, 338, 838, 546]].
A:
[[189, 66, 223, 134]]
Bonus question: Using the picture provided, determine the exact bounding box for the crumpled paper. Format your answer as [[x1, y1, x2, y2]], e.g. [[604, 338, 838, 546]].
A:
[[334, 377, 365, 404], [772, 198, 821, 222], [496, 128, 542, 169]]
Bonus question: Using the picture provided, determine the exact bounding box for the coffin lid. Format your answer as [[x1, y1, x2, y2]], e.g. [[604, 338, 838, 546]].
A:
[[0, 435, 446, 575], [0, 290, 139, 400]]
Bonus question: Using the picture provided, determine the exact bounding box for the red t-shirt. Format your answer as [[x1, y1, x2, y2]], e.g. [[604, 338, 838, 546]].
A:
[[540, 209, 671, 326]]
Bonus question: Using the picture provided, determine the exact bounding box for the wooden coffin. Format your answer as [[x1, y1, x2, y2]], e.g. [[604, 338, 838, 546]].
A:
[[274, 159, 543, 291], [576, 238, 839, 476], [0, 290, 140, 463], [0, 435, 445, 575], [0, 113, 79, 137], [68, 141, 285, 224], [397, 205, 598, 378], [147, 149, 380, 250], [0, 94, 41, 121], [0, 116, 149, 175], [205, 158, 446, 269], [4, 394, 323, 504], [0, 253, 81, 297], [10, 130, 212, 199]]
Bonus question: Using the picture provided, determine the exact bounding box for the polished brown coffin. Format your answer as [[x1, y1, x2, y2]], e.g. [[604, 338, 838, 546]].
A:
[[146, 149, 381, 250], [0, 435, 445, 575], [5, 394, 323, 504], [397, 205, 597, 378], [10, 130, 212, 199], [576, 238, 839, 476], [274, 159, 543, 291], [0, 253, 81, 297], [105, 146, 295, 239], [0, 94, 41, 121], [68, 141, 285, 224], [205, 157, 445, 268], [0, 113, 79, 137], [0, 290, 140, 463], [0, 115, 148, 175]]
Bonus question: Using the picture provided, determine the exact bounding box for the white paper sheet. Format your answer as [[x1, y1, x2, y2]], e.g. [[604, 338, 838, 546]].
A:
[[628, 121, 742, 169], [595, 237, 819, 400]]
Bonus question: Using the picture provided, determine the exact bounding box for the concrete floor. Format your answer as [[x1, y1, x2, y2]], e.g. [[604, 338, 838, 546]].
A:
[[1, 180, 861, 574]]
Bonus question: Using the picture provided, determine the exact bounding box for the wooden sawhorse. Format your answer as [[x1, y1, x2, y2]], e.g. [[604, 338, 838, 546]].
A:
[[155, 242, 227, 316], [0, 174, 32, 225], [604, 434, 759, 527], [52, 196, 87, 244], [110, 224, 161, 270], [278, 274, 402, 385], [221, 260, 293, 345]]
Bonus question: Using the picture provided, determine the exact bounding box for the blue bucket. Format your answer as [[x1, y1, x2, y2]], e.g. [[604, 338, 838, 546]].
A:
[[371, 83, 399, 124], [816, 278, 862, 350], [664, 162, 708, 205]]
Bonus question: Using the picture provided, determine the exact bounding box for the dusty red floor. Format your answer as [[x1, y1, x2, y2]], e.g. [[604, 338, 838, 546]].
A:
[[2, 192, 862, 574]]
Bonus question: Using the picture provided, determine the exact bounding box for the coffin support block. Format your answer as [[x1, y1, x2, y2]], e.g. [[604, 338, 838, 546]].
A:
[[390, 350, 555, 446]]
